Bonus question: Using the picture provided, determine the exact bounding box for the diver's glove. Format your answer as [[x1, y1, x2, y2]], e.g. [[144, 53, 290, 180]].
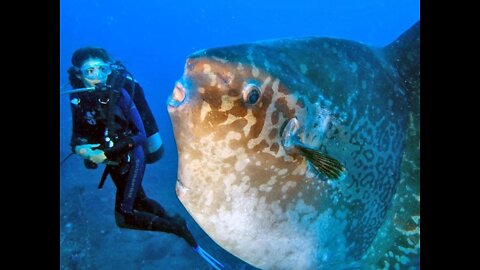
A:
[[89, 149, 107, 164], [75, 144, 101, 159], [103, 137, 135, 160]]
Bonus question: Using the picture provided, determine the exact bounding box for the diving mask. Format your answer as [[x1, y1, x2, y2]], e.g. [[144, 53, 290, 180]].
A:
[[80, 59, 112, 81]]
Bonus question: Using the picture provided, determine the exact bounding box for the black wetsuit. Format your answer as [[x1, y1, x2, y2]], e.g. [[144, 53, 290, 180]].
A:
[[69, 87, 196, 247]]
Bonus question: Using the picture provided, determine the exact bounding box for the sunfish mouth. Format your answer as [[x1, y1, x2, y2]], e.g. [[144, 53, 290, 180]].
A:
[[168, 82, 187, 107], [175, 178, 190, 198]]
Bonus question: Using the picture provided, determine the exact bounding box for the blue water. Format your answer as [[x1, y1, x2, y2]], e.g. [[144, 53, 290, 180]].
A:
[[60, 1, 420, 269]]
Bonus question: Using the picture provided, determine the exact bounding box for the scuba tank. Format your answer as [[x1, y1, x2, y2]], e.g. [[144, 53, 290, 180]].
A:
[[107, 63, 163, 164]]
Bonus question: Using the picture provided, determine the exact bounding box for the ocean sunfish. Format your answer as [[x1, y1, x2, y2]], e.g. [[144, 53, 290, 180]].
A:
[[167, 21, 420, 269]]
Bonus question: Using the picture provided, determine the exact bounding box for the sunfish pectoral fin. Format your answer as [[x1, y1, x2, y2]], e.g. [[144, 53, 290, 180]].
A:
[[281, 117, 347, 181], [296, 143, 347, 181]]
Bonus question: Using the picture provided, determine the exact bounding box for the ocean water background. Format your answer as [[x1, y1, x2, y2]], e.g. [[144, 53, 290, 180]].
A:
[[59, 1, 420, 269]]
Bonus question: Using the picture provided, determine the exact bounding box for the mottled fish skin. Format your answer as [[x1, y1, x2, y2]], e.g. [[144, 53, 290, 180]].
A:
[[168, 22, 419, 270], [360, 21, 420, 270]]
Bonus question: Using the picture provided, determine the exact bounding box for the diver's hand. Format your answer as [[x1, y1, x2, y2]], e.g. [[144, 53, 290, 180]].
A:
[[75, 144, 101, 159], [89, 149, 107, 164]]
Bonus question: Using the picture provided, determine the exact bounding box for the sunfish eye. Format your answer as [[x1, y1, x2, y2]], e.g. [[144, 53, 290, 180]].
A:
[[243, 83, 261, 105]]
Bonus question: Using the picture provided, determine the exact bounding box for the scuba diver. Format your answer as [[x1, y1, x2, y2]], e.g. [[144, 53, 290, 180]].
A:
[[63, 47, 223, 270]]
